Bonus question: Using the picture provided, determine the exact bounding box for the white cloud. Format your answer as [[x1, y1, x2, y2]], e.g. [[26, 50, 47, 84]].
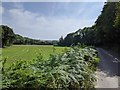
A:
[[3, 8, 95, 40], [2, 2, 105, 40], [0, 6, 4, 15]]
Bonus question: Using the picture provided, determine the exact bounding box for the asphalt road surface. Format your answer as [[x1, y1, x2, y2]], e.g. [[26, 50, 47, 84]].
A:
[[95, 48, 120, 89]]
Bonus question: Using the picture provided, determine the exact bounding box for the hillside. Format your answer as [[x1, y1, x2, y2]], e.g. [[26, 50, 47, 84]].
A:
[[0, 25, 58, 48]]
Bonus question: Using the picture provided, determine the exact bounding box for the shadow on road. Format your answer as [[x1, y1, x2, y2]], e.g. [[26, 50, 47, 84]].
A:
[[97, 48, 120, 77]]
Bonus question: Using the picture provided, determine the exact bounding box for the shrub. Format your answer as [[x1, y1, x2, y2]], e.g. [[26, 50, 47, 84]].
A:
[[2, 45, 99, 89]]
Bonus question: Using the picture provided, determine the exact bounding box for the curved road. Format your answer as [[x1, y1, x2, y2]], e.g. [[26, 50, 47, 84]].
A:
[[95, 48, 120, 88]]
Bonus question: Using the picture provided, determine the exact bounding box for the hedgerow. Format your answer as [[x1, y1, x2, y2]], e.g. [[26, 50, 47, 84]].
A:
[[1, 45, 99, 89]]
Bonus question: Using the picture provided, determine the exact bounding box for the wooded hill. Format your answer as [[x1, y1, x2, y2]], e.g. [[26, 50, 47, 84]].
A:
[[59, 2, 120, 51], [0, 25, 58, 48]]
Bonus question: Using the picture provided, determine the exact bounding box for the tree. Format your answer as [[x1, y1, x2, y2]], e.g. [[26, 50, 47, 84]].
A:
[[0, 26, 2, 48], [1, 25, 15, 47], [95, 2, 117, 46], [114, 2, 120, 28], [58, 36, 64, 46], [62, 33, 74, 46], [114, 2, 120, 45]]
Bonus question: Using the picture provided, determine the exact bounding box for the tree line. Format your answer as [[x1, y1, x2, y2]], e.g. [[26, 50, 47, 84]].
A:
[[58, 2, 120, 50], [1, 2, 120, 50], [0, 25, 58, 48]]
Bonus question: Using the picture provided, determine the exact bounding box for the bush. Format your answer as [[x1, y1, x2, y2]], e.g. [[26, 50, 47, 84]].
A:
[[2, 45, 99, 89]]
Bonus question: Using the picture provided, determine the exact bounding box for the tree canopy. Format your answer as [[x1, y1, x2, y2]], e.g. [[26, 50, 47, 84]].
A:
[[1, 25, 15, 47], [59, 2, 120, 49]]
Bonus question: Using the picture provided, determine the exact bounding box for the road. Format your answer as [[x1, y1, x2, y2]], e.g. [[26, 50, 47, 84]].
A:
[[95, 48, 120, 88]]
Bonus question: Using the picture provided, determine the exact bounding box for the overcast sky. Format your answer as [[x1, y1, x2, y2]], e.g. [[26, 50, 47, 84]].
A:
[[1, 2, 105, 40]]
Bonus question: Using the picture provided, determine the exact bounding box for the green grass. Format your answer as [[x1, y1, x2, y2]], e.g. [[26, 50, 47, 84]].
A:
[[2, 45, 67, 67]]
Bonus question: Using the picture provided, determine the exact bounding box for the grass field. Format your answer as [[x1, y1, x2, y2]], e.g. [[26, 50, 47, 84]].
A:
[[2, 45, 67, 67]]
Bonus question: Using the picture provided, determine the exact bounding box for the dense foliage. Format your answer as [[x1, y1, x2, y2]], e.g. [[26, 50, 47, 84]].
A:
[[58, 26, 96, 46], [59, 2, 120, 52], [2, 45, 99, 89], [0, 25, 15, 48], [95, 2, 117, 46], [0, 26, 2, 48]]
